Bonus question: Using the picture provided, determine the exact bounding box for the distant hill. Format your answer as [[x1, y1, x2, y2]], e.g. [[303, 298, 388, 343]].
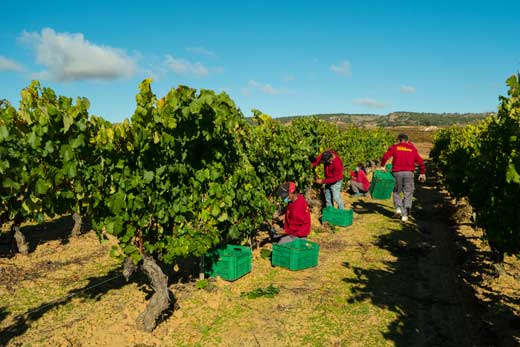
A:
[[273, 112, 493, 127]]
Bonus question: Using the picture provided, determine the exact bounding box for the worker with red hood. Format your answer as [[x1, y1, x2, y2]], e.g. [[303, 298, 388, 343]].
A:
[[273, 182, 311, 244]]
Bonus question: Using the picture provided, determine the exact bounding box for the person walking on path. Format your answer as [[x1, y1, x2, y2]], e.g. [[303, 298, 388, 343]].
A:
[[312, 150, 345, 209], [349, 163, 370, 196], [381, 134, 426, 222], [273, 182, 311, 244]]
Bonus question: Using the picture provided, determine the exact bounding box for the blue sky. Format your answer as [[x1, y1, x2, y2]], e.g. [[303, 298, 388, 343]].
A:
[[1, 1, 519, 123]]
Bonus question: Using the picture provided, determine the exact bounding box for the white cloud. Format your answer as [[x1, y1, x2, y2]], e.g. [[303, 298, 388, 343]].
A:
[[164, 55, 209, 77], [353, 98, 387, 108], [243, 80, 295, 96], [20, 28, 137, 82], [330, 60, 352, 77], [186, 46, 216, 58], [0, 56, 23, 72], [400, 85, 416, 93]]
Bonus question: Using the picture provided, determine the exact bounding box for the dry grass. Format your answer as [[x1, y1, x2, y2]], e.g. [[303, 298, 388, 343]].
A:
[[0, 197, 402, 347], [1, 185, 519, 346]]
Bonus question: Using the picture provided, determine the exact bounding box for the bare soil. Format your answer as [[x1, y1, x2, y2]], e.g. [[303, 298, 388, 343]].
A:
[[0, 139, 519, 346]]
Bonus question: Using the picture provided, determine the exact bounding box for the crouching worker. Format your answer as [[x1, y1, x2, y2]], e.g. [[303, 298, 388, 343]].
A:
[[348, 163, 370, 197], [272, 182, 311, 244]]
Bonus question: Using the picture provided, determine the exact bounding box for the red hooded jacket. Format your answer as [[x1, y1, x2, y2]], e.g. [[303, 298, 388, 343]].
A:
[[350, 169, 370, 191], [381, 142, 425, 174], [312, 150, 344, 184], [284, 194, 311, 237]]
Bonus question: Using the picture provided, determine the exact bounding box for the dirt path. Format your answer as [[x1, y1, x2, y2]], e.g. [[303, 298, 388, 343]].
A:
[[405, 182, 479, 346], [336, 175, 483, 347]]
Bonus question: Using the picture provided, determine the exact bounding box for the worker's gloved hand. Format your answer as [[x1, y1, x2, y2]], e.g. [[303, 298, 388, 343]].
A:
[[418, 174, 426, 183]]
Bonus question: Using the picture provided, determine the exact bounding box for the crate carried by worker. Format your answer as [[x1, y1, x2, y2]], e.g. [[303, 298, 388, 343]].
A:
[[369, 170, 395, 200]]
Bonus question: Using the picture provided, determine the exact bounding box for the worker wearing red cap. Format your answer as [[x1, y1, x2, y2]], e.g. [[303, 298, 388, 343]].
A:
[[273, 182, 311, 244]]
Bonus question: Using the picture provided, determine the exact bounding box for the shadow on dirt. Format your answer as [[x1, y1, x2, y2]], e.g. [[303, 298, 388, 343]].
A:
[[0, 249, 109, 290], [342, 167, 520, 347], [0, 267, 130, 345], [0, 307, 8, 325], [0, 257, 187, 346], [350, 199, 395, 218], [447, 216, 520, 345], [0, 215, 91, 257], [0, 233, 16, 258]]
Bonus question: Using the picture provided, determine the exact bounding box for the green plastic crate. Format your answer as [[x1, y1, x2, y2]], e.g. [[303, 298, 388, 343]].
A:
[[369, 170, 395, 200], [272, 238, 320, 271], [321, 207, 353, 227], [204, 244, 252, 281]]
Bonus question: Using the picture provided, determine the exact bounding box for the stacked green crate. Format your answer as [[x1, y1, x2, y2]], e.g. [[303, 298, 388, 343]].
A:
[[321, 207, 353, 227], [272, 238, 320, 270], [369, 170, 395, 199], [204, 245, 252, 281]]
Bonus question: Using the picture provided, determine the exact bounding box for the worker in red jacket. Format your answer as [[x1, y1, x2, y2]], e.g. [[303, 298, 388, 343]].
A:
[[381, 133, 426, 222], [312, 150, 345, 209], [349, 163, 370, 196], [273, 182, 311, 244]]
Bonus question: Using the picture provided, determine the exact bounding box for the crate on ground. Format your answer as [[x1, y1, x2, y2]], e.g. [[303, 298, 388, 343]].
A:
[[272, 238, 320, 271], [321, 206, 353, 227], [369, 170, 395, 200], [204, 244, 252, 281]]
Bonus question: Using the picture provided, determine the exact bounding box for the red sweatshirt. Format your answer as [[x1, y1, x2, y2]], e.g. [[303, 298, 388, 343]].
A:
[[284, 194, 311, 237], [350, 169, 370, 191], [381, 142, 426, 174], [312, 151, 344, 184]]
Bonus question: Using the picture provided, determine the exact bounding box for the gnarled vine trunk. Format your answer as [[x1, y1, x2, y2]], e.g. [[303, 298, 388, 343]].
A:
[[12, 224, 28, 255], [136, 256, 171, 332], [123, 257, 137, 281], [71, 213, 90, 237], [71, 213, 82, 236]]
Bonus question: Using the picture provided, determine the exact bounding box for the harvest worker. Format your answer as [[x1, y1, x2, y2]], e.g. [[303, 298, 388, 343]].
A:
[[381, 133, 426, 222], [273, 182, 311, 244], [348, 163, 370, 197], [312, 150, 345, 209]]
